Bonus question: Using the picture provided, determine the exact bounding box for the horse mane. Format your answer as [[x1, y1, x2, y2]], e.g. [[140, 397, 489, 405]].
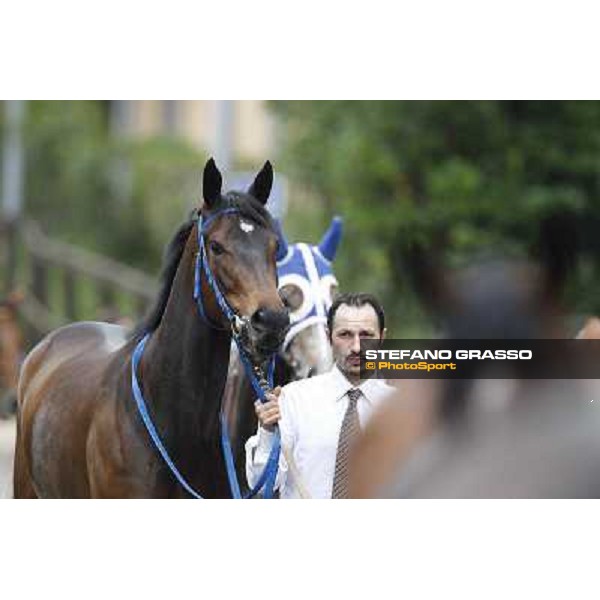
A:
[[131, 217, 196, 339], [131, 193, 274, 339]]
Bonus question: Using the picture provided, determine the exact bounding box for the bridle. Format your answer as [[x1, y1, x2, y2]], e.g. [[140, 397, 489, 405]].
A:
[[131, 207, 282, 498]]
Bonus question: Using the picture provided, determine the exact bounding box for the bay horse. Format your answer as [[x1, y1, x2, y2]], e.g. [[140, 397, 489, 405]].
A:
[[221, 217, 343, 489], [350, 213, 600, 498], [0, 291, 23, 418], [13, 158, 289, 498]]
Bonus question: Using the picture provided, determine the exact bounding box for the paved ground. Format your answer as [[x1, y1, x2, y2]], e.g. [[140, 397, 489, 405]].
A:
[[0, 418, 16, 498]]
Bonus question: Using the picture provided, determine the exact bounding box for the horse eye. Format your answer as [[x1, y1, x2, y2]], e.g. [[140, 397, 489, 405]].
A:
[[279, 284, 303, 311], [209, 241, 225, 256]]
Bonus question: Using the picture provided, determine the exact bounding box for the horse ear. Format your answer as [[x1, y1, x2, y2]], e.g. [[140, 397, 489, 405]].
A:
[[318, 216, 343, 261], [247, 161, 273, 205], [202, 158, 222, 208], [274, 219, 290, 262]]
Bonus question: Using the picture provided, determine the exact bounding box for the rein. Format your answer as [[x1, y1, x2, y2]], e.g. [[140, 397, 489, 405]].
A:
[[131, 207, 281, 499]]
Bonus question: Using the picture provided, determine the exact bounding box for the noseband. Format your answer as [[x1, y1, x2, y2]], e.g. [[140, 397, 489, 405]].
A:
[[131, 207, 281, 499]]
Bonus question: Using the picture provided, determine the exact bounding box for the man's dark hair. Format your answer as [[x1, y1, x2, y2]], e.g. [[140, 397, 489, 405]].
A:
[[327, 292, 385, 336]]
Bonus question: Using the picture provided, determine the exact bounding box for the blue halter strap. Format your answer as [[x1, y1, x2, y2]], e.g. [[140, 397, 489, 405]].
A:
[[193, 208, 239, 330], [131, 207, 281, 499]]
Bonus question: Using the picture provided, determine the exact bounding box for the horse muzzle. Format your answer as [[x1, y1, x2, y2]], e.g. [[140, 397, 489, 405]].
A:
[[245, 308, 290, 360]]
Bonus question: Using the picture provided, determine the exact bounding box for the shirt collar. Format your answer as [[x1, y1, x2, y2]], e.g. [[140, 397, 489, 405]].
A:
[[330, 365, 381, 406]]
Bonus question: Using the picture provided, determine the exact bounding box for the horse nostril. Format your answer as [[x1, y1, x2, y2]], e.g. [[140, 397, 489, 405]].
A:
[[252, 308, 268, 329], [252, 308, 290, 332]]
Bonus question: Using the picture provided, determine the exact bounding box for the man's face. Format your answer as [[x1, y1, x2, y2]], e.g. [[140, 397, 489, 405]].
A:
[[330, 303, 383, 379]]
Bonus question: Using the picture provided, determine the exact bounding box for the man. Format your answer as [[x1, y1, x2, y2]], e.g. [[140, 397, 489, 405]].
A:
[[245, 292, 395, 498]]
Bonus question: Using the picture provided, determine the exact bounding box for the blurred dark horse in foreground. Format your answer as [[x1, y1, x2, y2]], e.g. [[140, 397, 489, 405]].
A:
[[351, 215, 600, 498], [13, 159, 289, 498], [221, 217, 342, 488]]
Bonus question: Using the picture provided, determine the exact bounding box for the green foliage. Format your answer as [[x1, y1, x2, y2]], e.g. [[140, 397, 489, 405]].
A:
[[272, 101, 600, 334], [6, 101, 600, 336], [120, 135, 203, 270], [20, 101, 204, 273]]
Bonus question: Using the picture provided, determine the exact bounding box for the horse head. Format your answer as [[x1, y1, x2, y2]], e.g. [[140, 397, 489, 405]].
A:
[[399, 211, 575, 422], [350, 213, 580, 498], [275, 216, 343, 378], [200, 158, 290, 363]]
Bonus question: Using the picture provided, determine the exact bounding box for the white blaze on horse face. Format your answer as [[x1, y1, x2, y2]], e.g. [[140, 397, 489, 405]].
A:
[[240, 220, 254, 234]]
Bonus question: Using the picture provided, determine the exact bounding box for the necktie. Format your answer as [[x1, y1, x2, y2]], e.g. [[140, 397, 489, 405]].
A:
[[331, 388, 362, 499]]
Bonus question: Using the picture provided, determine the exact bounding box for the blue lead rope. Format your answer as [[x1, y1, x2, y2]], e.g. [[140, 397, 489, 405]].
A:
[[130, 207, 282, 499], [220, 353, 280, 499], [132, 331, 282, 500], [131, 334, 203, 499], [219, 412, 281, 500]]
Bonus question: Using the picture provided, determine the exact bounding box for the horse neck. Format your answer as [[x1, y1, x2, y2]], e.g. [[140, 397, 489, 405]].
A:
[[140, 241, 232, 457]]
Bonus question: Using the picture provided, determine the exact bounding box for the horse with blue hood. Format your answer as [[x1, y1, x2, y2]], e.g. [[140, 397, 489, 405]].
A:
[[275, 216, 343, 377]]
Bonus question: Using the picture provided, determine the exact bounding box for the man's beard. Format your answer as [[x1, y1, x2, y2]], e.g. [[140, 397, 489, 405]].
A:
[[337, 352, 361, 375]]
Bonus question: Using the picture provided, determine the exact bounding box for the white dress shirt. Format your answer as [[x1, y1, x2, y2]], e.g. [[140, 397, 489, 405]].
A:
[[245, 366, 395, 499]]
